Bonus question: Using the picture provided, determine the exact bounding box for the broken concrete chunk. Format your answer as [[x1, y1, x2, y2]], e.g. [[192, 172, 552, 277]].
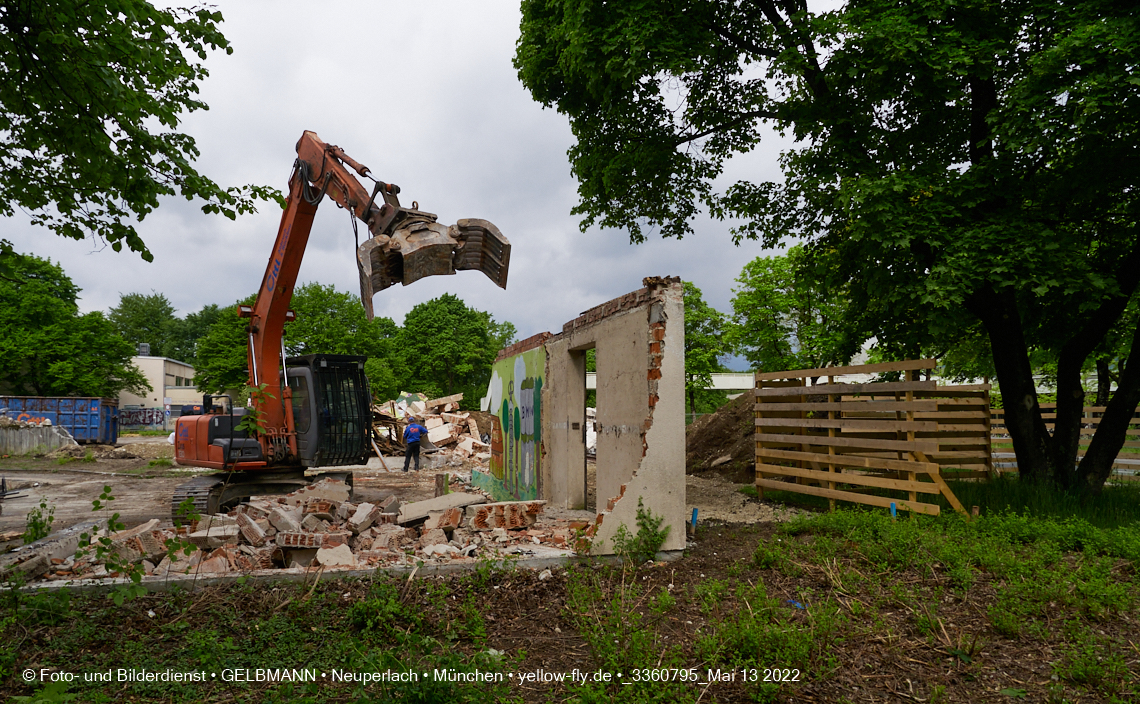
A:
[[302, 499, 336, 521], [283, 478, 351, 506], [398, 492, 486, 524], [236, 513, 268, 547], [234, 503, 270, 521], [423, 543, 460, 558], [315, 543, 356, 567], [418, 528, 449, 548], [197, 515, 237, 532], [110, 518, 160, 541], [424, 507, 463, 532], [188, 525, 240, 549], [348, 503, 377, 534], [336, 502, 355, 521], [286, 548, 319, 568], [376, 494, 400, 513], [300, 514, 330, 533], [268, 507, 302, 533], [155, 548, 202, 576]]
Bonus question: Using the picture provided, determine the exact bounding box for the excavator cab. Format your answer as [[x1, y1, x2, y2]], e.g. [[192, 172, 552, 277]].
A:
[[285, 354, 371, 467]]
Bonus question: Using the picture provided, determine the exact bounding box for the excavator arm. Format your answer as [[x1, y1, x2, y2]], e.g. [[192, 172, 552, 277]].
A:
[[240, 130, 510, 464]]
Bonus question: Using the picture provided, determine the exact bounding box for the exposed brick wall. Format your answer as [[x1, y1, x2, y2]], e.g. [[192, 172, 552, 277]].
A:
[[495, 331, 552, 362]]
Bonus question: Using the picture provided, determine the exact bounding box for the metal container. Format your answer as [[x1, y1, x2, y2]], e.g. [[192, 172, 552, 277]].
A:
[[0, 396, 118, 444]]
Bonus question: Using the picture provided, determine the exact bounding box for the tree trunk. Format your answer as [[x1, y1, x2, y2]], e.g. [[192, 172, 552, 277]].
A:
[[1095, 358, 1112, 407], [1078, 319, 1140, 492], [1050, 342, 1089, 490], [966, 286, 1054, 482]]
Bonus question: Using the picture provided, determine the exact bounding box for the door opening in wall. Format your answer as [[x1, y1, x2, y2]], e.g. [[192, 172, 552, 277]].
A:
[[584, 346, 597, 512]]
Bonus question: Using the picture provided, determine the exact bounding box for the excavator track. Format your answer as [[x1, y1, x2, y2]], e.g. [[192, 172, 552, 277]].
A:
[[171, 474, 225, 523], [171, 471, 355, 521]]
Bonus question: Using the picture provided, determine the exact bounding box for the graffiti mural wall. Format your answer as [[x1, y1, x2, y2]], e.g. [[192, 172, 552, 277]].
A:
[[474, 347, 544, 501]]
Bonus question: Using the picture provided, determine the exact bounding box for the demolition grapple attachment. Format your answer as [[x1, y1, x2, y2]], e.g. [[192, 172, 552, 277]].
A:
[[356, 211, 510, 320]]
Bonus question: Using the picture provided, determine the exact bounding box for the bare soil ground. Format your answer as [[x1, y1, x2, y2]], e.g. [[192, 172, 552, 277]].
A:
[[686, 392, 756, 484]]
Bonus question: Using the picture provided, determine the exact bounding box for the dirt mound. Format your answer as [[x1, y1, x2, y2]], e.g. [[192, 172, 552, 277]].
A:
[[685, 392, 755, 483]]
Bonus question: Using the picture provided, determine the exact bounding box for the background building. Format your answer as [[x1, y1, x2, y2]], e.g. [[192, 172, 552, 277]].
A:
[[118, 356, 200, 430]]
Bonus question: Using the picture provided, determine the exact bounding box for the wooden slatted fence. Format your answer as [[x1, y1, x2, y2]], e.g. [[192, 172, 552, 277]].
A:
[[990, 405, 1140, 480], [755, 359, 980, 516]]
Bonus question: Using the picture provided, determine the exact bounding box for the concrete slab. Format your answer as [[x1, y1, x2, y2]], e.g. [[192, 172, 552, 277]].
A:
[[397, 492, 486, 524]]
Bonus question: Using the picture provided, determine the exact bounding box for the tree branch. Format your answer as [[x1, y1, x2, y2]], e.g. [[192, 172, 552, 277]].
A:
[[703, 21, 782, 59], [673, 110, 781, 147]]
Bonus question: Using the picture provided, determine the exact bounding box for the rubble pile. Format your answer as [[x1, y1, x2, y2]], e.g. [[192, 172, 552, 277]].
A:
[[0, 415, 53, 429], [370, 392, 491, 460], [10, 479, 576, 584]]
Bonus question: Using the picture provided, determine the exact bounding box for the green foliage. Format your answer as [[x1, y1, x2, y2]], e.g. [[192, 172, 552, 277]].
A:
[[0, 0, 280, 260], [0, 251, 150, 397], [398, 293, 513, 408], [108, 292, 177, 354], [943, 474, 1140, 530], [192, 286, 513, 406], [235, 383, 275, 437], [728, 246, 854, 373], [10, 680, 80, 703], [23, 498, 55, 544], [76, 486, 147, 605], [682, 281, 730, 413], [285, 282, 399, 358], [191, 296, 255, 393], [611, 498, 671, 564], [514, 0, 1140, 491]]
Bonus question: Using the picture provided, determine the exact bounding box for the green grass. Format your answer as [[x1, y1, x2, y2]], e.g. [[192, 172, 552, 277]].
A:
[[120, 429, 171, 437], [943, 474, 1140, 529], [741, 473, 1140, 530]]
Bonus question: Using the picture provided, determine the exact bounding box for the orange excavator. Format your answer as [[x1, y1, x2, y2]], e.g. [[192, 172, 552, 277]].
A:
[[171, 131, 510, 517]]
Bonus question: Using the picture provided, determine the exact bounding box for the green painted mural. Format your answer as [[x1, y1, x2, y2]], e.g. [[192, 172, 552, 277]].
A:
[[475, 347, 543, 501]]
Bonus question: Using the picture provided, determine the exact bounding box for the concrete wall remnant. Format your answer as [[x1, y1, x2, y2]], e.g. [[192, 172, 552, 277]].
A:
[[476, 340, 546, 501], [475, 276, 686, 554]]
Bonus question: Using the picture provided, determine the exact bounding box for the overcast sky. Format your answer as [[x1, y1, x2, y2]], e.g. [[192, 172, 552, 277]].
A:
[[2, 2, 790, 368]]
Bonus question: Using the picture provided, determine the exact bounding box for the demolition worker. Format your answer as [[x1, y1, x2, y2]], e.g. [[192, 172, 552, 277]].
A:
[[403, 416, 429, 472]]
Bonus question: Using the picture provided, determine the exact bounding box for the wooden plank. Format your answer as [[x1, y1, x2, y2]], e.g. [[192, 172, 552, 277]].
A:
[[756, 380, 938, 398], [915, 411, 987, 419], [756, 446, 939, 473], [754, 401, 939, 413], [922, 384, 991, 393], [757, 463, 941, 494], [937, 424, 991, 432], [753, 358, 936, 381], [754, 417, 938, 432], [754, 478, 941, 515], [756, 432, 939, 453]]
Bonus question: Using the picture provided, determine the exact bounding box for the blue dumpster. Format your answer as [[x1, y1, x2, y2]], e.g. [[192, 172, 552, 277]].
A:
[[0, 396, 118, 444]]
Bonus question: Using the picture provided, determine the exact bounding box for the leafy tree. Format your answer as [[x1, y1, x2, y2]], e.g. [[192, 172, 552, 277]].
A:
[[285, 283, 398, 358], [108, 292, 177, 355], [165, 303, 226, 366], [727, 247, 852, 374], [0, 0, 279, 266], [398, 294, 509, 408], [515, 0, 1140, 492], [0, 252, 148, 396], [192, 297, 254, 394], [194, 285, 403, 396], [682, 281, 730, 415]]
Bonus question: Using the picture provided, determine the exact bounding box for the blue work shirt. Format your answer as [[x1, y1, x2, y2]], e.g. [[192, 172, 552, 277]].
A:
[[404, 423, 428, 443]]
